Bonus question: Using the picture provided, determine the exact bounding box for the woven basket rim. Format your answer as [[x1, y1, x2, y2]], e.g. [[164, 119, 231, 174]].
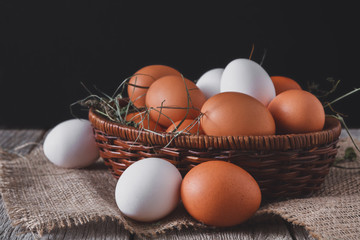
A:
[[88, 108, 341, 151]]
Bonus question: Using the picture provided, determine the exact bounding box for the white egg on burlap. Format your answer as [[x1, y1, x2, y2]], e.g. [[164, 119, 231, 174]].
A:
[[43, 119, 100, 168], [115, 158, 182, 222]]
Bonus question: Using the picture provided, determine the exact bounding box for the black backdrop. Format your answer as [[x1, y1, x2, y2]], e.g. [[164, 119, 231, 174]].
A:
[[1, 1, 359, 128]]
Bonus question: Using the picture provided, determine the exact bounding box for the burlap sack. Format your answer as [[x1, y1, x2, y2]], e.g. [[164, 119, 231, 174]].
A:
[[0, 137, 359, 239]]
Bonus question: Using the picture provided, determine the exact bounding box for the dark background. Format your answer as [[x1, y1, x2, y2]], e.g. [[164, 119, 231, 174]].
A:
[[1, 0, 359, 129]]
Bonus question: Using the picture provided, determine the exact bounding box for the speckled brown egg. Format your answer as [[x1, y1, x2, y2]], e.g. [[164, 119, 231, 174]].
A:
[[270, 76, 302, 95], [127, 65, 181, 108], [181, 161, 262, 227], [267, 89, 325, 134], [166, 119, 204, 135], [125, 112, 164, 132], [200, 92, 275, 136], [146, 75, 207, 128]]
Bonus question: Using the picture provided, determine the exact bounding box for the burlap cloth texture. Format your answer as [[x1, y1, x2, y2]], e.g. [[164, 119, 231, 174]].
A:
[[0, 137, 360, 240]]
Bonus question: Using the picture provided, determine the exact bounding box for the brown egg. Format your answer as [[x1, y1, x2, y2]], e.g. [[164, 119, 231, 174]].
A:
[[271, 76, 302, 95], [181, 161, 261, 227], [125, 112, 163, 132], [127, 65, 181, 108], [146, 75, 207, 128], [200, 92, 275, 136], [267, 89, 325, 134], [166, 119, 204, 135]]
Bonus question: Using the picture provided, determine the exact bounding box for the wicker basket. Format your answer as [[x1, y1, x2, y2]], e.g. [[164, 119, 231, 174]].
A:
[[89, 107, 341, 200]]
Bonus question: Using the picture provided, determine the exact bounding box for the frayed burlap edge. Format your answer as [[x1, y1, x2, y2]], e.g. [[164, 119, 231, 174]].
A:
[[257, 209, 323, 240], [0, 147, 209, 239], [0, 197, 208, 239]]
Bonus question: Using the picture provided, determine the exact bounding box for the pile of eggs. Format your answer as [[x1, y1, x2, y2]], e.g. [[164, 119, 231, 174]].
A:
[[42, 57, 326, 228], [127, 58, 325, 136]]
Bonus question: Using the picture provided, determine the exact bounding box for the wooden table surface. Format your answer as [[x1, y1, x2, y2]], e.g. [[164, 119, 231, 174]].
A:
[[1, 128, 358, 240]]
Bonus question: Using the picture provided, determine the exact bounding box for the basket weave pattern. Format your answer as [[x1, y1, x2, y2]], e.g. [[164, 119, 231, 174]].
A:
[[89, 108, 341, 200]]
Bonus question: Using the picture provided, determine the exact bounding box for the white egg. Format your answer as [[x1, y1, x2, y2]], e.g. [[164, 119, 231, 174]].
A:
[[115, 158, 182, 222], [43, 119, 99, 168], [196, 68, 224, 99], [220, 58, 275, 106]]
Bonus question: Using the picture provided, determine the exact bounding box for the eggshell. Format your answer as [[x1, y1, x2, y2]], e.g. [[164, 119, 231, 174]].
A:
[[200, 92, 275, 136], [43, 119, 99, 168], [127, 65, 181, 108], [196, 68, 224, 99], [181, 161, 261, 227], [270, 76, 302, 95], [125, 112, 164, 132], [166, 119, 204, 135], [267, 89, 325, 134], [115, 158, 182, 222], [220, 58, 275, 106], [146, 75, 207, 127]]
